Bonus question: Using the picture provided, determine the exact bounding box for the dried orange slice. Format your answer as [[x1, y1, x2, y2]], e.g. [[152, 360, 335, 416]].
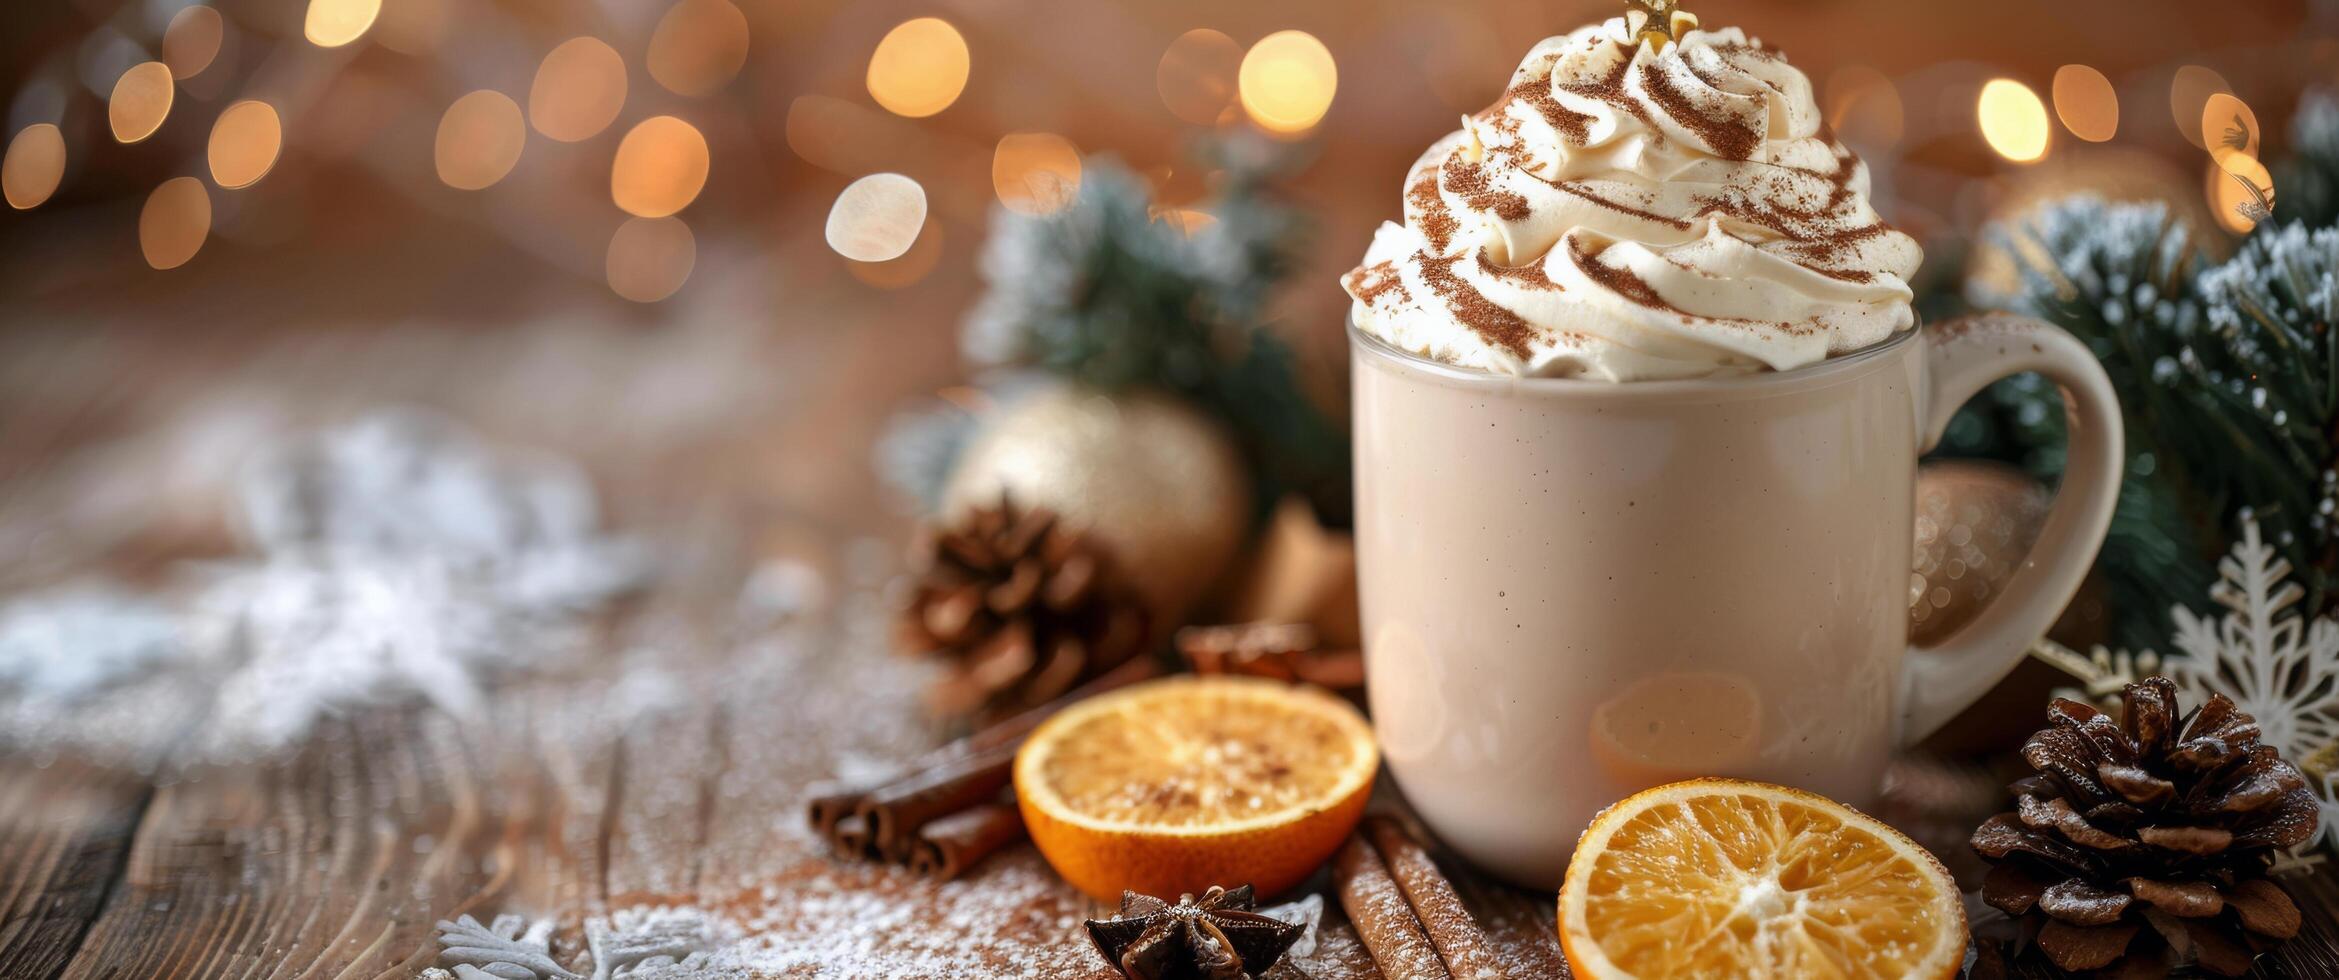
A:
[[1014, 675, 1376, 901], [1559, 778, 1965, 980]]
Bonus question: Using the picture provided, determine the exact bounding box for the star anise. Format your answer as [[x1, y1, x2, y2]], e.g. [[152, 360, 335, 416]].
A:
[[1084, 885, 1303, 980]]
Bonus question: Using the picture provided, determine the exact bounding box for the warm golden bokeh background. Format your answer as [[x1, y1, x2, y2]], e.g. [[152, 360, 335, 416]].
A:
[[0, 0, 2329, 560]]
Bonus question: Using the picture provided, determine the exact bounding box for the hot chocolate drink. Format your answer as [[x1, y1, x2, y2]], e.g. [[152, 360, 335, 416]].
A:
[[1341, 18, 1922, 379], [1342, 13, 2125, 887]]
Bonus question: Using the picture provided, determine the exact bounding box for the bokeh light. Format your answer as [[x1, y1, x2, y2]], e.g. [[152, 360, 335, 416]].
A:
[[435, 90, 526, 190], [2168, 65, 2232, 150], [303, 0, 380, 48], [530, 37, 628, 142], [207, 100, 281, 189], [109, 61, 175, 144], [1823, 66, 1903, 152], [848, 219, 942, 289], [1238, 30, 1336, 134], [992, 132, 1082, 215], [374, 0, 447, 54], [1158, 29, 1241, 126], [1977, 78, 2050, 164], [610, 115, 709, 217], [2208, 154, 2275, 234], [606, 216, 696, 302], [2202, 93, 2260, 170], [162, 6, 225, 80], [867, 18, 969, 119], [826, 173, 926, 262], [3, 124, 66, 210], [2050, 65, 2118, 143], [139, 176, 210, 270], [648, 0, 749, 98]]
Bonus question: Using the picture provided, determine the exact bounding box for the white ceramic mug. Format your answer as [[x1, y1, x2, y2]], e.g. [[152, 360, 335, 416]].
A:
[[1351, 314, 2123, 887]]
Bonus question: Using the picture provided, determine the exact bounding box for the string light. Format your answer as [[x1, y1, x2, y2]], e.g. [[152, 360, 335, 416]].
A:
[[648, 0, 750, 98], [1822, 66, 1903, 152], [848, 219, 942, 289], [606, 216, 696, 302], [3, 124, 66, 209], [435, 90, 526, 190], [2168, 65, 2232, 150], [1157, 29, 1241, 126], [139, 176, 210, 270], [108, 61, 174, 144], [610, 115, 709, 217], [825, 173, 926, 262], [207, 100, 281, 189], [1977, 78, 2050, 164], [1237, 30, 1337, 134], [2202, 93, 2259, 171], [2050, 65, 2118, 143], [162, 6, 224, 80], [530, 37, 628, 142], [303, 0, 380, 49], [992, 132, 1081, 215], [866, 17, 968, 118]]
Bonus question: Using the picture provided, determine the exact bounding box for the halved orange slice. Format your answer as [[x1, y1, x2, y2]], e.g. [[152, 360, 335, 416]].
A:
[[1559, 778, 1965, 979], [1014, 675, 1376, 901]]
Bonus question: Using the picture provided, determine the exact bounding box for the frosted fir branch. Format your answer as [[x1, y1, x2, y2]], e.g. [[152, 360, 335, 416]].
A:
[[434, 914, 579, 980]]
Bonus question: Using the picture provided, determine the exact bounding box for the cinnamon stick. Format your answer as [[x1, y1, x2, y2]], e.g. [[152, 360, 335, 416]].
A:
[[908, 803, 1026, 880], [831, 813, 876, 859], [803, 655, 1160, 860], [858, 740, 1020, 861], [1365, 817, 1502, 980], [1334, 834, 1452, 979]]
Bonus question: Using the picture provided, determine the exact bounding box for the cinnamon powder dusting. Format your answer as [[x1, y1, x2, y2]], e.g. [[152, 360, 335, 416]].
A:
[[1637, 62, 1760, 161], [1344, 260, 1412, 304], [1418, 252, 1536, 359], [1407, 171, 1458, 252], [1568, 241, 1670, 311], [1475, 251, 1559, 290], [1441, 160, 1531, 222]]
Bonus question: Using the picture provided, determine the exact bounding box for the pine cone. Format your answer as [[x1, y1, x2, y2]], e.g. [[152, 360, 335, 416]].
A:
[[1970, 677, 2319, 976], [899, 497, 1150, 725]]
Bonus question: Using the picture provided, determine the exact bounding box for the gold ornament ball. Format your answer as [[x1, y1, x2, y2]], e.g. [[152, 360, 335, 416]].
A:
[[1909, 460, 2050, 647], [942, 385, 1249, 626]]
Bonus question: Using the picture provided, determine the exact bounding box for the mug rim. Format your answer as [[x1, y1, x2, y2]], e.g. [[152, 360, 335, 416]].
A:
[[1348, 317, 1922, 397]]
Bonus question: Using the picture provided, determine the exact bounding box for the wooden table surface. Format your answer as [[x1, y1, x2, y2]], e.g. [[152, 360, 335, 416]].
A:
[[4, 256, 2339, 980]]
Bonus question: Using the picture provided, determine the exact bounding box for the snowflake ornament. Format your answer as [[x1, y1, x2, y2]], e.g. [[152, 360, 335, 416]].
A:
[[2039, 519, 2339, 864], [433, 914, 578, 980], [2159, 520, 2339, 860]]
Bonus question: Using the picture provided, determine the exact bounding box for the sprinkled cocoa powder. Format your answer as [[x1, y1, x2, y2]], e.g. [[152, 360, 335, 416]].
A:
[[1636, 62, 1760, 161], [1537, 174, 1692, 231], [1418, 252, 1537, 359], [1344, 260, 1412, 305], [1441, 160, 1532, 222], [1407, 170, 1459, 252], [1560, 57, 1663, 143], [1474, 251, 1558, 290], [1568, 241, 1670, 311], [1500, 76, 1594, 146]]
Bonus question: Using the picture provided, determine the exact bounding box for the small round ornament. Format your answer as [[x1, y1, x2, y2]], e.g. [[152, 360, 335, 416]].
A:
[[942, 384, 1248, 626], [1909, 460, 2050, 647]]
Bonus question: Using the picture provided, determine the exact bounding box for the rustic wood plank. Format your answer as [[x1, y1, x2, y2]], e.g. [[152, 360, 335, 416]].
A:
[[0, 759, 150, 980], [49, 711, 503, 980]]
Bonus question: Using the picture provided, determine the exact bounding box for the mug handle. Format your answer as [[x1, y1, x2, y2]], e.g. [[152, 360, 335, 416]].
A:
[[1897, 314, 2124, 745]]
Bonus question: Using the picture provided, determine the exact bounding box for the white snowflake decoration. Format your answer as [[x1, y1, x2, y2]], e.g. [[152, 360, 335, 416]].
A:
[[2159, 519, 2339, 860], [2039, 519, 2339, 865]]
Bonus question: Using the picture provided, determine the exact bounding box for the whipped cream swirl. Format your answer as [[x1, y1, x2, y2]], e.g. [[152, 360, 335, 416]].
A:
[[1342, 19, 1922, 379]]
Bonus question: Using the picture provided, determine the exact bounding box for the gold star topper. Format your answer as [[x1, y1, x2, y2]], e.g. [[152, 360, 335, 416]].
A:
[[1625, 0, 1700, 48]]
